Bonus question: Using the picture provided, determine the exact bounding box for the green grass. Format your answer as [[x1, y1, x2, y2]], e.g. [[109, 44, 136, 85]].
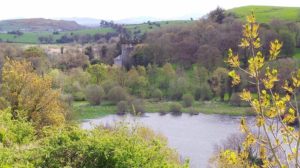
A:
[[293, 48, 300, 59], [229, 5, 300, 23], [0, 28, 114, 44], [125, 20, 193, 33], [72, 101, 116, 120], [72, 100, 253, 120]]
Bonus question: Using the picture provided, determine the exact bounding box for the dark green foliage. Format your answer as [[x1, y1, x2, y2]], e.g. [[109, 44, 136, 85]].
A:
[[182, 94, 194, 107], [73, 92, 86, 101], [129, 99, 145, 115], [169, 102, 183, 113], [107, 86, 128, 104], [151, 88, 163, 101], [117, 101, 128, 114], [194, 84, 214, 101], [102, 80, 118, 94], [208, 7, 226, 23], [279, 30, 296, 57], [168, 77, 189, 100], [85, 85, 105, 105]]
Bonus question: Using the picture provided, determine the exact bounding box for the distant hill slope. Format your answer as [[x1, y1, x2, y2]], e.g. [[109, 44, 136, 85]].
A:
[[228, 5, 300, 23], [0, 18, 85, 32], [0, 20, 193, 44]]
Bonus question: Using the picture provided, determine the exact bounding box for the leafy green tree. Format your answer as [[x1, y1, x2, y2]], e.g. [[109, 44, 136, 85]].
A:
[[210, 67, 229, 101], [87, 64, 108, 84], [279, 30, 295, 57], [85, 85, 105, 105]]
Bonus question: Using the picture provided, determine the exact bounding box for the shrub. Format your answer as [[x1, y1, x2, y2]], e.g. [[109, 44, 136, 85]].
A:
[[85, 85, 105, 105], [151, 88, 163, 100], [169, 102, 182, 113], [60, 94, 73, 106], [229, 93, 249, 107], [117, 101, 128, 114], [0, 97, 9, 110], [168, 77, 189, 100], [107, 86, 128, 104], [194, 84, 213, 101], [73, 91, 85, 101], [182, 94, 194, 107], [129, 99, 145, 115], [102, 80, 118, 94], [37, 124, 185, 168]]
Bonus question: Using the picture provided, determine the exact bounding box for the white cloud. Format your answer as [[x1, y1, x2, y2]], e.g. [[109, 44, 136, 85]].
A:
[[1, 0, 300, 20]]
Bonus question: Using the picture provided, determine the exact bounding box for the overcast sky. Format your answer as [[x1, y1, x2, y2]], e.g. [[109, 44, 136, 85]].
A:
[[1, 0, 300, 20]]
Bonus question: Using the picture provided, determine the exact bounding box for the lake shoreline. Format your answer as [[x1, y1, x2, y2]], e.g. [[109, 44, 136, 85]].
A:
[[73, 100, 254, 120]]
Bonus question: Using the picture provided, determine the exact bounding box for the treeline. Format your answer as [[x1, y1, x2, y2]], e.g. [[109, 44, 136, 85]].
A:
[[126, 8, 300, 69], [38, 31, 119, 44]]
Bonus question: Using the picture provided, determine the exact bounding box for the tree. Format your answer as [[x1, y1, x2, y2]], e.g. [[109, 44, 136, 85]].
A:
[[56, 49, 89, 70], [217, 13, 300, 167], [126, 67, 148, 97], [85, 85, 105, 105], [23, 46, 48, 74], [1, 59, 66, 129], [208, 7, 226, 24], [107, 86, 128, 104], [87, 64, 108, 84], [279, 30, 296, 57], [194, 45, 222, 71], [84, 46, 94, 61], [210, 67, 229, 101]]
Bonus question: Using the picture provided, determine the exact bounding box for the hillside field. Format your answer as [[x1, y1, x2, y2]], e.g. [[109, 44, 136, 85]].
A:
[[229, 5, 300, 23]]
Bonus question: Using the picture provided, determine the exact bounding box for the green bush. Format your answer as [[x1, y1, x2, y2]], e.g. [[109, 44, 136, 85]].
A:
[[182, 94, 194, 107], [85, 85, 105, 105], [169, 102, 182, 113], [0, 109, 187, 167], [107, 86, 128, 104], [73, 91, 85, 101], [151, 88, 163, 100], [129, 99, 145, 115], [194, 84, 213, 101], [102, 80, 118, 94], [36, 125, 186, 168], [117, 101, 128, 114]]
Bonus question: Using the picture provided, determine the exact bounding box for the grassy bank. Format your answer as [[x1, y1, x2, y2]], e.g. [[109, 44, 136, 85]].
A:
[[72, 100, 253, 120]]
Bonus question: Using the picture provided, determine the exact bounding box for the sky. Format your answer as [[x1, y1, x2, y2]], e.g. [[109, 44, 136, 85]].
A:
[[1, 0, 300, 21]]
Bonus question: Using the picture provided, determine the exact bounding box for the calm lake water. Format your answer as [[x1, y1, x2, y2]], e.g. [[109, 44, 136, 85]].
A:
[[81, 113, 249, 168]]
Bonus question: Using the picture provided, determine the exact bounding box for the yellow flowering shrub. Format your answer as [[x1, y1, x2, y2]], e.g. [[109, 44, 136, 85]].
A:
[[215, 12, 300, 168]]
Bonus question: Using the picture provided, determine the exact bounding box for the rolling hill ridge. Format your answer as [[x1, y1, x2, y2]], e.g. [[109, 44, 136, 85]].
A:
[[0, 18, 85, 32]]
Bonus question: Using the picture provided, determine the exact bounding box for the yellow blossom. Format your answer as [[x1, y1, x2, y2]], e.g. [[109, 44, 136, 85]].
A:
[[226, 49, 240, 68], [269, 40, 282, 60], [228, 70, 241, 86], [240, 89, 252, 101]]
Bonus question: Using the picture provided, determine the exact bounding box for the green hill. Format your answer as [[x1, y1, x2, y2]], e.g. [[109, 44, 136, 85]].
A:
[[228, 5, 300, 23], [0, 18, 85, 32], [0, 20, 192, 44]]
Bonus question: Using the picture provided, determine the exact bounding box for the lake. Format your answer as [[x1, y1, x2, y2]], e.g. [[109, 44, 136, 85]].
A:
[[81, 113, 249, 168]]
